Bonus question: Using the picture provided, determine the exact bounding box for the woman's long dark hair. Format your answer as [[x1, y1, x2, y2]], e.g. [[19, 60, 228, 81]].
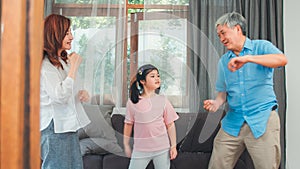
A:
[[129, 64, 159, 104], [43, 14, 70, 69]]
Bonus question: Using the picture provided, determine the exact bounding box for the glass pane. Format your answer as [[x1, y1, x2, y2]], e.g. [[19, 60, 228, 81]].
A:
[[138, 18, 187, 96], [128, 0, 144, 5], [69, 16, 117, 104], [55, 0, 124, 4], [144, 0, 189, 5]]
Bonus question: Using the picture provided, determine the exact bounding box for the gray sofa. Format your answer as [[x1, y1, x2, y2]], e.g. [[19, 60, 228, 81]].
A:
[[80, 105, 255, 169]]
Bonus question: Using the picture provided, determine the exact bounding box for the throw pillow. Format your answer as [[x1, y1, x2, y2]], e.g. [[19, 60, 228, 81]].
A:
[[81, 104, 115, 139], [79, 104, 123, 155]]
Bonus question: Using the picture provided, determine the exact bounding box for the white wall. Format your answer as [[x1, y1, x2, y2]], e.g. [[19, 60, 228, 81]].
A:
[[284, 0, 300, 168]]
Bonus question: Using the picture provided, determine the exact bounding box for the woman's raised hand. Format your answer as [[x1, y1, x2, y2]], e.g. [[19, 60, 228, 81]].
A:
[[67, 52, 82, 79], [68, 52, 82, 70]]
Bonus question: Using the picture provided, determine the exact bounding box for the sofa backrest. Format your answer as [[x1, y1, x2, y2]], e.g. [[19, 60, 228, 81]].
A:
[[178, 111, 224, 153], [111, 114, 134, 149], [111, 111, 224, 153]]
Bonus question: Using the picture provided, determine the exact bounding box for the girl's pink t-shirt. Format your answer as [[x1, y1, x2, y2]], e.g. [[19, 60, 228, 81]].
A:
[[125, 95, 179, 152]]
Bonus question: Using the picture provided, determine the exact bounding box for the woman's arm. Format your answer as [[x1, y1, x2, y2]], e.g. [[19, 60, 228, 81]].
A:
[[41, 63, 74, 104], [67, 52, 82, 80]]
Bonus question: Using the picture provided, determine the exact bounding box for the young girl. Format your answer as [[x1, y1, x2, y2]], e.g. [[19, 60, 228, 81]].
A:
[[123, 64, 179, 169]]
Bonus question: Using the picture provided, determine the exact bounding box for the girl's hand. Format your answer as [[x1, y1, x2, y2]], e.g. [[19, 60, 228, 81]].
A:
[[170, 146, 177, 160], [78, 90, 89, 102], [124, 144, 132, 158]]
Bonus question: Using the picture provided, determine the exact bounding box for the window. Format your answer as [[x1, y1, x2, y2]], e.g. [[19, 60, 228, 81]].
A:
[[48, 0, 189, 108], [128, 11, 189, 107]]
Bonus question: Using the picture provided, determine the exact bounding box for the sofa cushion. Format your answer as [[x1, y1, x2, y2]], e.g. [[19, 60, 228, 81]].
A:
[[83, 154, 103, 169], [172, 152, 211, 169], [103, 154, 155, 169], [102, 154, 130, 169], [79, 105, 122, 155], [80, 137, 123, 155]]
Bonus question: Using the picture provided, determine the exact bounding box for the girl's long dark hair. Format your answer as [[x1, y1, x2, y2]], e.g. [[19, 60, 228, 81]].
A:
[[43, 14, 70, 69], [129, 64, 159, 104]]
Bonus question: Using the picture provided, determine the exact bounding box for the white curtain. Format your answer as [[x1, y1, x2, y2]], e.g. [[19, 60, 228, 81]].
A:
[[44, 0, 126, 107], [140, 0, 196, 112]]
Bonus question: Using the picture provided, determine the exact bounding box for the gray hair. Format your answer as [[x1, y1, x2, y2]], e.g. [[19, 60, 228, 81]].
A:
[[215, 12, 247, 36]]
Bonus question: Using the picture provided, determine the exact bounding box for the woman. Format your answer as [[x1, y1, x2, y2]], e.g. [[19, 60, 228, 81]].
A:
[[40, 14, 90, 169]]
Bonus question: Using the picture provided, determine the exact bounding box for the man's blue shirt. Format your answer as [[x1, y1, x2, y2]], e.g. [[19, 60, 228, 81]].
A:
[[216, 38, 282, 138]]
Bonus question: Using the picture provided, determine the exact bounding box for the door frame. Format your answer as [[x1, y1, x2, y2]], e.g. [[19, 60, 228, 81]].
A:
[[0, 0, 43, 168]]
